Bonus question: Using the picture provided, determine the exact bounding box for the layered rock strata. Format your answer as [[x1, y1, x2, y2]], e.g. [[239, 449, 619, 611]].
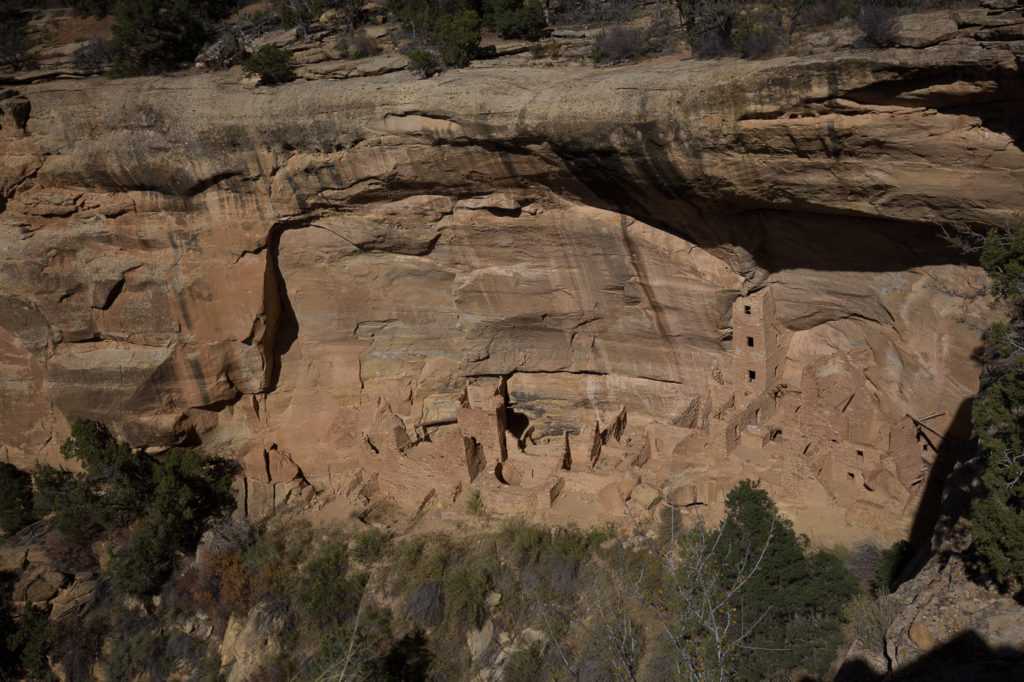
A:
[[2, 24, 1022, 542]]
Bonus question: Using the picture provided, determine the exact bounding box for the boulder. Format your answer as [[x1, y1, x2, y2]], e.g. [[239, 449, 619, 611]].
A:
[[466, 618, 494, 664], [631, 484, 662, 511]]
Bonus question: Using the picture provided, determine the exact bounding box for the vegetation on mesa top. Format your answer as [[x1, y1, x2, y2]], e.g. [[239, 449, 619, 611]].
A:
[[0, 0, 968, 79], [242, 43, 296, 83]]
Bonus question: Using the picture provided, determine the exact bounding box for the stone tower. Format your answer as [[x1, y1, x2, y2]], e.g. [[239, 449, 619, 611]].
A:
[[731, 288, 784, 409]]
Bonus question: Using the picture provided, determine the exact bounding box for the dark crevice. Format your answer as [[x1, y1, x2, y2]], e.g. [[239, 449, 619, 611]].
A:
[[189, 394, 243, 414], [233, 244, 267, 265], [67, 333, 102, 343], [487, 368, 688, 387], [187, 171, 241, 197], [264, 222, 302, 393], [95, 278, 125, 311]]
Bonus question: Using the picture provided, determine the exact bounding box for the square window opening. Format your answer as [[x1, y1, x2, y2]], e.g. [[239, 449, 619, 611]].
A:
[[747, 336, 754, 347], [748, 370, 756, 382], [744, 305, 751, 315]]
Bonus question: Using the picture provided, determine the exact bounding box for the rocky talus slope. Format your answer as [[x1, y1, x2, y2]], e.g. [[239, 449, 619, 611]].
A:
[[1, 0, 1022, 596]]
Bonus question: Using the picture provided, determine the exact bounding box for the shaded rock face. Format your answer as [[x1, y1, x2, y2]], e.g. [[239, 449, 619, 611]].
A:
[[1, 34, 1021, 541]]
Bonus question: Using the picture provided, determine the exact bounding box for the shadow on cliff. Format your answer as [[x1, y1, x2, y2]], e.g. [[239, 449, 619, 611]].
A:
[[266, 225, 299, 393], [826, 630, 1024, 681], [904, 397, 976, 554], [553, 144, 973, 276], [828, 398, 1024, 681]]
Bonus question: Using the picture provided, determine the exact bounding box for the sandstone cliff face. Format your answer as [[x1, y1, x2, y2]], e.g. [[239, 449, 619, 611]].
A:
[[1, 23, 1021, 543]]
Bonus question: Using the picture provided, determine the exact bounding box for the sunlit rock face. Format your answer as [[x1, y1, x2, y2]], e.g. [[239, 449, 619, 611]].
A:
[[1, 35, 1020, 543]]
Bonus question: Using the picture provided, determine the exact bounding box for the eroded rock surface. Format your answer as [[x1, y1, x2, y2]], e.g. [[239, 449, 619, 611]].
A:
[[2, 22, 1022, 543]]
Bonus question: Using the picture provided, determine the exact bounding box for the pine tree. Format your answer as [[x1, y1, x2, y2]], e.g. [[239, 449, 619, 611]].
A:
[[704, 481, 858, 680], [970, 221, 1024, 590]]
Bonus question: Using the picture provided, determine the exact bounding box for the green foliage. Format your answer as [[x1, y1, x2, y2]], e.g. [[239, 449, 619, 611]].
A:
[[500, 518, 596, 566], [701, 480, 859, 679], [842, 591, 898, 648], [591, 25, 644, 64], [69, 0, 115, 17], [733, 11, 781, 59], [0, 6, 37, 71], [352, 527, 388, 562], [500, 517, 549, 564], [277, 0, 366, 30], [406, 48, 440, 78], [981, 224, 1024, 302], [387, 0, 440, 41], [293, 541, 366, 627], [277, 0, 310, 28], [431, 9, 480, 68], [676, 0, 737, 57], [872, 539, 912, 594], [116, 448, 236, 593], [970, 219, 1024, 591], [465, 488, 484, 514], [243, 521, 312, 601], [552, 0, 637, 25], [242, 44, 297, 84], [391, 535, 456, 601], [529, 40, 560, 59], [483, 0, 546, 41], [106, 0, 237, 76], [336, 29, 375, 59], [109, 446, 239, 594], [5, 604, 52, 680], [106, 628, 172, 681], [502, 641, 545, 682], [197, 653, 227, 682], [0, 573, 15, 676], [3, 480, 875, 681], [71, 38, 110, 72], [308, 616, 432, 681], [0, 462, 34, 535], [36, 420, 236, 595], [858, 1, 899, 47], [45, 613, 106, 682], [35, 420, 150, 539], [442, 560, 492, 627]]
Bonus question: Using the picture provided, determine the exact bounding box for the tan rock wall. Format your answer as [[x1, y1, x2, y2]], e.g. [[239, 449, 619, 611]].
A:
[[0, 40, 1017, 541]]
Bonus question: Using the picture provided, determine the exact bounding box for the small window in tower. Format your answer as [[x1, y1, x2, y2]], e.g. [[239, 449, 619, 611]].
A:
[[857, 450, 864, 457], [747, 336, 754, 347], [744, 305, 751, 315], [748, 370, 756, 382]]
